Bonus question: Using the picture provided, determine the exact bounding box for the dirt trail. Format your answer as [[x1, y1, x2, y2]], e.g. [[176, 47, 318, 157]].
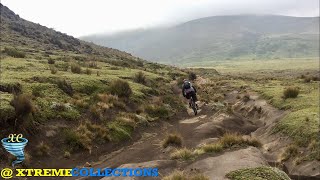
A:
[[70, 79, 319, 180]]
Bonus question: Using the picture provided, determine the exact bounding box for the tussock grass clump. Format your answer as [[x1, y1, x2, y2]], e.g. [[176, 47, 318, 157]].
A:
[[10, 94, 35, 120], [109, 79, 132, 98], [85, 68, 92, 75], [218, 133, 244, 148], [64, 128, 92, 151], [242, 94, 250, 102], [170, 148, 195, 161], [56, 79, 73, 96], [49, 65, 58, 74], [197, 133, 261, 155], [63, 151, 71, 159], [308, 139, 320, 152], [162, 95, 186, 111], [36, 142, 50, 156], [280, 144, 298, 162], [145, 105, 170, 119], [89, 93, 124, 119], [162, 133, 183, 148], [283, 87, 299, 99], [88, 61, 98, 68], [201, 143, 223, 153], [58, 62, 69, 71], [64, 121, 109, 151], [163, 170, 209, 180], [134, 71, 147, 84], [85, 121, 109, 142], [188, 72, 197, 80], [47, 58, 55, 64], [311, 76, 320, 81], [0, 82, 22, 94], [71, 63, 82, 74], [219, 133, 261, 148], [108, 121, 133, 142], [303, 76, 311, 83], [4, 47, 26, 58]]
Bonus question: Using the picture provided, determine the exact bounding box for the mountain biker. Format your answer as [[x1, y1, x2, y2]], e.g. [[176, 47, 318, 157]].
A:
[[182, 79, 198, 109]]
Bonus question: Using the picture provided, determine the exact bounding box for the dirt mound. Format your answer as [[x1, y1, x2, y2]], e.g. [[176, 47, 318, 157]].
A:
[[185, 147, 268, 179], [193, 113, 258, 139]]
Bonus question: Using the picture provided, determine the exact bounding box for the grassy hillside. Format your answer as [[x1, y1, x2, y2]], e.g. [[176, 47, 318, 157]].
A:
[[0, 3, 187, 167], [82, 15, 319, 65]]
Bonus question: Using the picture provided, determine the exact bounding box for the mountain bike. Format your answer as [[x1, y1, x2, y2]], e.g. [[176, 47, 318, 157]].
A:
[[190, 96, 198, 115]]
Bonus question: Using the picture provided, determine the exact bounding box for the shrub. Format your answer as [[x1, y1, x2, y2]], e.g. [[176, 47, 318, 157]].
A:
[[56, 79, 73, 96], [71, 63, 82, 74], [189, 72, 197, 80], [36, 142, 50, 156], [134, 71, 147, 84], [283, 87, 299, 99], [109, 79, 132, 98], [49, 65, 58, 74], [4, 47, 26, 58], [10, 94, 35, 120], [47, 58, 55, 64], [85, 68, 92, 75], [162, 133, 182, 148]]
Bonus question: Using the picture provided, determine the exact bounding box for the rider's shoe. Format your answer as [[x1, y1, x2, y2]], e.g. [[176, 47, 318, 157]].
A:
[[189, 102, 192, 108]]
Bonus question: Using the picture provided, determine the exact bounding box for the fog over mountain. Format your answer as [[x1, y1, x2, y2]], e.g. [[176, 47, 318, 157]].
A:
[[1, 0, 319, 36], [82, 15, 319, 66]]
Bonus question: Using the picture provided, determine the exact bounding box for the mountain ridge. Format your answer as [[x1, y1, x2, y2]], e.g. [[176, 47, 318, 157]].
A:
[[0, 3, 139, 61], [81, 14, 319, 66]]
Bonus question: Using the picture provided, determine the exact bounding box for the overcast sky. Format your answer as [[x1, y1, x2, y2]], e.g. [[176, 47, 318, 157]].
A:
[[2, 0, 319, 37]]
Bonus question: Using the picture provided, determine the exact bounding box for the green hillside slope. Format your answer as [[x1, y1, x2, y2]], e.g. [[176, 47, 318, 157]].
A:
[[0, 3, 187, 168]]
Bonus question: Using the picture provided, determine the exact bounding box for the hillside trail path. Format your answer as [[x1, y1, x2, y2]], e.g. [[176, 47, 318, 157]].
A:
[[68, 77, 319, 180]]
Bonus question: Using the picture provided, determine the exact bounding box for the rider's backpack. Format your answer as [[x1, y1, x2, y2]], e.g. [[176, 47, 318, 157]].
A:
[[184, 81, 191, 89]]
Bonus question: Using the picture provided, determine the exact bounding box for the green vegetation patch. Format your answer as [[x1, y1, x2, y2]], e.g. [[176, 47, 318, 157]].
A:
[[274, 107, 319, 146], [226, 166, 290, 180]]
